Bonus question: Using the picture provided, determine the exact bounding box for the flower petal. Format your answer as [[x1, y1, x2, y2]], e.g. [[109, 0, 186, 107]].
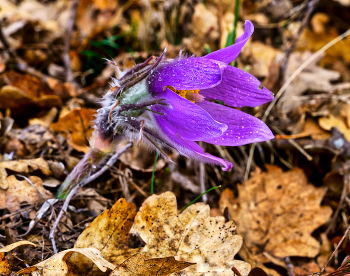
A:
[[205, 20, 254, 64], [197, 100, 274, 146], [151, 114, 232, 171], [152, 88, 227, 141], [147, 57, 223, 94], [199, 65, 274, 107]]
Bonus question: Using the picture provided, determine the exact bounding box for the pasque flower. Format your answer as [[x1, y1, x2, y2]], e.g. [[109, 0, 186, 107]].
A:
[[56, 20, 274, 199], [145, 20, 273, 171]]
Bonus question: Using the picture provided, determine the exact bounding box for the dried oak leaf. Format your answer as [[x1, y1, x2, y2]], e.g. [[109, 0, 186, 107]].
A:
[[0, 157, 51, 175], [18, 248, 114, 276], [0, 241, 36, 276], [129, 191, 250, 276], [50, 108, 96, 153], [220, 166, 332, 269], [110, 254, 193, 276], [0, 175, 54, 212], [65, 198, 137, 275]]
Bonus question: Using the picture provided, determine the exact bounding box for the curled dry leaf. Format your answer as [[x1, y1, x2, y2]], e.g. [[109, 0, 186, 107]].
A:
[[50, 108, 96, 153], [0, 71, 62, 109], [18, 248, 115, 276], [130, 192, 250, 276], [0, 241, 36, 253], [0, 175, 54, 212], [219, 166, 332, 272], [0, 241, 36, 276], [0, 157, 51, 175]]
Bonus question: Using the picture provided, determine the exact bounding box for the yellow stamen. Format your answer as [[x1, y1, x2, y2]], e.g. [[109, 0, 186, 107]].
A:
[[166, 86, 200, 103]]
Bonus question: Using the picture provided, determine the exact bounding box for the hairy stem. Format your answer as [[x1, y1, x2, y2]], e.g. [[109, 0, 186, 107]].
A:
[[55, 148, 109, 199]]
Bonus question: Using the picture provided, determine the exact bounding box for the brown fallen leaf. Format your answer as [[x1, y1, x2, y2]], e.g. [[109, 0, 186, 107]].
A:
[[18, 248, 115, 276], [0, 241, 36, 276], [130, 192, 250, 276], [1, 71, 62, 109], [65, 198, 138, 275], [0, 157, 51, 175], [0, 241, 36, 253], [0, 175, 54, 211], [220, 166, 332, 272], [50, 108, 96, 153], [110, 253, 194, 276]]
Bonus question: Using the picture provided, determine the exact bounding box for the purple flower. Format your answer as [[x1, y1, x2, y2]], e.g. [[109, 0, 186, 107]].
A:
[[143, 20, 274, 171], [56, 20, 274, 199]]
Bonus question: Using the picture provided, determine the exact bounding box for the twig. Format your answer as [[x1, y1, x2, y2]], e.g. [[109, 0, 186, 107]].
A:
[[325, 171, 350, 235], [63, 0, 80, 83], [16, 174, 47, 201], [271, 126, 312, 161], [320, 224, 350, 275], [199, 162, 207, 203], [280, 0, 320, 78], [0, 21, 17, 59], [285, 256, 295, 276], [49, 142, 132, 253], [199, 142, 208, 202]]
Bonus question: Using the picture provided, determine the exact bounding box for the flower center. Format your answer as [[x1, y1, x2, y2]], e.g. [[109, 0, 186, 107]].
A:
[[166, 86, 203, 103]]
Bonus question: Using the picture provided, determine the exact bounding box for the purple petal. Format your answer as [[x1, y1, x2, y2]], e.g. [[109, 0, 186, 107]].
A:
[[153, 88, 227, 141], [199, 65, 274, 108], [147, 57, 223, 94], [152, 115, 232, 171], [197, 100, 274, 146], [205, 20, 254, 64]]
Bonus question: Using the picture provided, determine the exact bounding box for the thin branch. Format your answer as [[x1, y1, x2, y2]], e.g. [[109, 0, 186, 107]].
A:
[[63, 0, 80, 83], [320, 224, 350, 275], [325, 172, 350, 235]]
